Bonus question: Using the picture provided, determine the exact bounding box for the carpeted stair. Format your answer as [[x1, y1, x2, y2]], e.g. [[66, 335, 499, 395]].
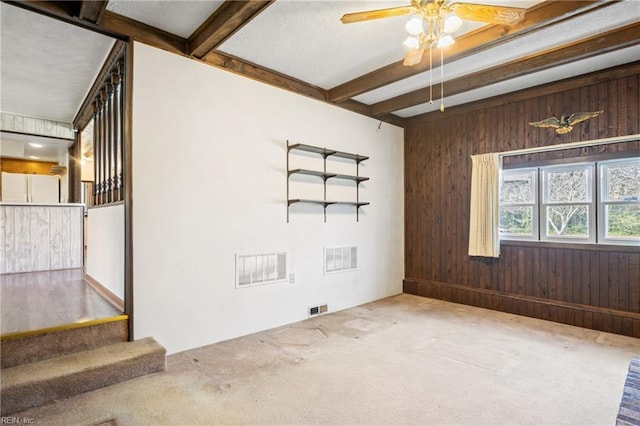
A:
[[1, 320, 166, 415], [1, 317, 129, 369]]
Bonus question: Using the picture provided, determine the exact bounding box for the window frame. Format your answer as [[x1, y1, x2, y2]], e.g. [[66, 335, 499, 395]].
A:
[[598, 158, 640, 246], [499, 156, 639, 248], [540, 162, 596, 244], [499, 167, 539, 241]]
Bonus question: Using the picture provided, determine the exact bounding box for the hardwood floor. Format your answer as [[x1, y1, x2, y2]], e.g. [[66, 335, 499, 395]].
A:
[[0, 268, 121, 335]]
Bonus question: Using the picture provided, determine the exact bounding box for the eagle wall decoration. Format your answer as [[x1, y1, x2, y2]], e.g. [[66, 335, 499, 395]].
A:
[[529, 110, 604, 134]]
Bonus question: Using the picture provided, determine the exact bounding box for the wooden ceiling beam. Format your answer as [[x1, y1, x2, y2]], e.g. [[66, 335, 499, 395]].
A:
[[15, 1, 78, 17], [202, 51, 406, 127], [10, 1, 403, 126], [203, 50, 327, 101], [337, 100, 407, 128], [188, 0, 274, 58], [100, 10, 188, 55], [78, 1, 108, 24], [404, 61, 640, 127], [327, 1, 614, 103], [9, 1, 108, 25], [3, 1, 128, 40], [371, 22, 640, 115]]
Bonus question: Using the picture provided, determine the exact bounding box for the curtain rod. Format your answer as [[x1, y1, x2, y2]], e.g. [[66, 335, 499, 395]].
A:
[[499, 133, 640, 158]]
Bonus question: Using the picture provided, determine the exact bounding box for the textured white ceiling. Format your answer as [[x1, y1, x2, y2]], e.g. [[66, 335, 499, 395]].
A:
[[106, 0, 224, 38], [353, 0, 640, 106], [0, 3, 115, 123], [1, 0, 638, 132], [2, 0, 635, 164], [394, 45, 640, 117], [217, 0, 542, 89], [219, 0, 412, 88]]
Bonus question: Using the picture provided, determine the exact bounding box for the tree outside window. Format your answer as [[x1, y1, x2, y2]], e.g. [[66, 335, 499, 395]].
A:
[[542, 164, 594, 241]]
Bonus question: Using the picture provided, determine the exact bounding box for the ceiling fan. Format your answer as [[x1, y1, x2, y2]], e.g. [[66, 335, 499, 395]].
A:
[[341, 0, 526, 66]]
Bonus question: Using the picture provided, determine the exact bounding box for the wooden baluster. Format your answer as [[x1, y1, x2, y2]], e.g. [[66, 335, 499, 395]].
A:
[[100, 89, 108, 205], [113, 64, 122, 202], [106, 81, 114, 204], [92, 100, 100, 206], [117, 61, 125, 202]]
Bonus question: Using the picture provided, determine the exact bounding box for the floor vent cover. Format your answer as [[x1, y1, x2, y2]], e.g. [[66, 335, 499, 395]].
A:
[[309, 304, 328, 317]]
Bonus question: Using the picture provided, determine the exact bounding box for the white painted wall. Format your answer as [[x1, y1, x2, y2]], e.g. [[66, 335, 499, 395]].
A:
[[87, 203, 124, 301], [132, 42, 404, 354]]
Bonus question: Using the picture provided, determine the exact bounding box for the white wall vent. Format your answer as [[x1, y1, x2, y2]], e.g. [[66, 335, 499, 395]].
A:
[[324, 246, 357, 274], [236, 252, 287, 288]]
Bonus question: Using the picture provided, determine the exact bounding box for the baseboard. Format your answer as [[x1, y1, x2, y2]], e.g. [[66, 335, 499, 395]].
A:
[[404, 278, 640, 338], [85, 274, 125, 312]]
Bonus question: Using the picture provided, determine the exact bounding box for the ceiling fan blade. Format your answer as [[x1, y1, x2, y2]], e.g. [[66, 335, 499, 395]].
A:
[[341, 6, 414, 24], [449, 3, 526, 25], [403, 48, 424, 66]]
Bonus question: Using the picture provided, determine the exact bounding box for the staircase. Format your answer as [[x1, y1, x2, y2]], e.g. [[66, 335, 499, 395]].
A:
[[0, 316, 166, 415]]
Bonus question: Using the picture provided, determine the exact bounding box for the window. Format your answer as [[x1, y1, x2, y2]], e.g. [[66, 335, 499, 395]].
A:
[[500, 157, 639, 246], [499, 168, 538, 239], [599, 159, 640, 244], [541, 163, 595, 243]]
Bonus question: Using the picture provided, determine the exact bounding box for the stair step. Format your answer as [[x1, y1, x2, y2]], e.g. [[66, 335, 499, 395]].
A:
[[1, 316, 128, 369], [0, 337, 166, 415]]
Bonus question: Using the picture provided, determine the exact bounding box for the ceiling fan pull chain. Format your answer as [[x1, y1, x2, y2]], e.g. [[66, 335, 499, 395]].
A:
[[440, 47, 445, 112], [429, 44, 433, 104]]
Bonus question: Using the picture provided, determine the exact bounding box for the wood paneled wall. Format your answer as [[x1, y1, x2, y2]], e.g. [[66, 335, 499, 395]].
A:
[[404, 63, 640, 337]]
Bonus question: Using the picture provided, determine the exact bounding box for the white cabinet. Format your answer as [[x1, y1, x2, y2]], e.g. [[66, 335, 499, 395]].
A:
[[1, 172, 59, 203]]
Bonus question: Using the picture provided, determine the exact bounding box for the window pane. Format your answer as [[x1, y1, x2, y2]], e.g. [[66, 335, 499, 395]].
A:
[[500, 206, 533, 235], [546, 168, 589, 203], [500, 170, 535, 203], [606, 204, 640, 239], [605, 163, 640, 201], [546, 205, 589, 237]]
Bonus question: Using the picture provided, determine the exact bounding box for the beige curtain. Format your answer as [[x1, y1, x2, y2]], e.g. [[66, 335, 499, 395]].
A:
[[468, 153, 500, 258]]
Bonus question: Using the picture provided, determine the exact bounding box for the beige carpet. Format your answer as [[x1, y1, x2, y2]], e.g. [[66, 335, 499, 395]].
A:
[[11, 294, 640, 425]]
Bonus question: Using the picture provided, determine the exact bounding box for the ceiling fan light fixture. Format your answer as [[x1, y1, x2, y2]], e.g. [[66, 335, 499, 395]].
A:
[[405, 16, 424, 35], [340, 0, 528, 114], [403, 35, 420, 49], [436, 33, 455, 48], [443, 12, 462, 33]]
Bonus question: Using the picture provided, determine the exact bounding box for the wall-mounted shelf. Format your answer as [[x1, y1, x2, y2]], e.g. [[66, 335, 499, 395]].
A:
[[288, 169, 370, 184], [287, 141, 369, 222], [288, 199, 370, 208], [288, 143, 369, 163]]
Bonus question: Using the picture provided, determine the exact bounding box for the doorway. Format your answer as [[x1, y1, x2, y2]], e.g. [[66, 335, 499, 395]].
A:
[[0, 3, 128, 338]]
